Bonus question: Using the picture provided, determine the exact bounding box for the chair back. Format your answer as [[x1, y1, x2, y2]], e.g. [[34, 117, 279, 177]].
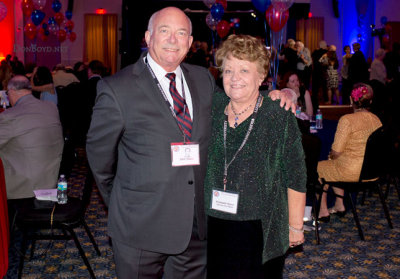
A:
[[0, 158, 9, 277], [301, 133, 322, 188], [359, 126, 388, 181]]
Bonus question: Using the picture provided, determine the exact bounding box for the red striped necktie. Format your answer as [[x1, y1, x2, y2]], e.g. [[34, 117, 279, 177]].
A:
[[165, 73, 192, 141]]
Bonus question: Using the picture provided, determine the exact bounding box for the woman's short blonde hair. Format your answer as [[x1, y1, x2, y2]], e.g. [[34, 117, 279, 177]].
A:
[[215, 34, 271, 79]]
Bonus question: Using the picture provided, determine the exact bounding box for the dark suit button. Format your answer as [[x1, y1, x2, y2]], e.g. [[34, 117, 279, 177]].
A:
[[188, 180, 193, 185]]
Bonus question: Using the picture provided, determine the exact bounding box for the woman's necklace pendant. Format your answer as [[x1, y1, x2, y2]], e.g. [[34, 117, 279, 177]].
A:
[[234, 116, 239, 128]]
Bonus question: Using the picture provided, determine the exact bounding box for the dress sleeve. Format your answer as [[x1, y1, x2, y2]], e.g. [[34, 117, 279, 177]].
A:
[[331, 116, 351, 152]]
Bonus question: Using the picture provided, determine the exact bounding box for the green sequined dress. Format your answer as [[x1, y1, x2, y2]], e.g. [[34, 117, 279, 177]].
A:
[[204, 90, 307, 263]]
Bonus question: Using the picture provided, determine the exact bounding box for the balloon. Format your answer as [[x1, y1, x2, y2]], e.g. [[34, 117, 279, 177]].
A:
[[58, 29, 66, 42], [31, 9, 45, 26], [211, 3, 224, 21], [32, 0, 46, 10], [206, 12, 219, 30], [65, 20, 74, 31], [216, 20, 230, 38], [65, 10, 72, 20], [0, 1, 7, 23], [380, 16, 388, 25], [202, 0, 216, 8], [251, 0, 271, 13], [48, 22, 59, 35], [21, 0, 34, 17], [271, 0, 294, 12], [54, 12, 64, 25], [38, 27, 48, 41], [52, 0, 61, 12], [216, 0, 227, 10], [48, 16, 55, 25], [265, 5, 289, 32], [24, 23, 37, 40], [68, 31, 76, 42]]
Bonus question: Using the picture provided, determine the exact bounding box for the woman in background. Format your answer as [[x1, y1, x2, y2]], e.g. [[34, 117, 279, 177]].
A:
[[281, 71, 313, 117], [320, 45, 340, 104], [317, 83, 382, 221], [32, 66, 57, 105]]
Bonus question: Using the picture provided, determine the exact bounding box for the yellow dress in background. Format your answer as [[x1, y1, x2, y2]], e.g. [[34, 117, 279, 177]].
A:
[[317, 111, 382, 182]]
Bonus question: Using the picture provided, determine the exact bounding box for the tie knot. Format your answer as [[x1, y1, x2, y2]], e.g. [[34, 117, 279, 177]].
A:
[[165, 72, 176, 81]]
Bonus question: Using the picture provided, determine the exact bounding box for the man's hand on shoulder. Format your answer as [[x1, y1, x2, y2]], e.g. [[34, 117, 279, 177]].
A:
[[268, 89, 297, 114]]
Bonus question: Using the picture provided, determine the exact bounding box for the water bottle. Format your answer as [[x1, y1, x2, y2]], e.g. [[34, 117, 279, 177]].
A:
[[316, 109, 323, 129], [57, 174, 68, 204], [296, 106, 301, 117]]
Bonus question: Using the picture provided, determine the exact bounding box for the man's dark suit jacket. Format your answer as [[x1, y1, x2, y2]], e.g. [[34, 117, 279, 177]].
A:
[[86, 53, 215, 254]]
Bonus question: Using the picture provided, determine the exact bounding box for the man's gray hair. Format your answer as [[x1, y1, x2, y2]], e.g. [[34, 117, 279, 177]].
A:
[[147, 8, 192, 36], [7, 75, 32, 91]]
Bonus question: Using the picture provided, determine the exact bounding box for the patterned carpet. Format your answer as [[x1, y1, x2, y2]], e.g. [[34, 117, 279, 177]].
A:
[[5, 149, 400, 278]]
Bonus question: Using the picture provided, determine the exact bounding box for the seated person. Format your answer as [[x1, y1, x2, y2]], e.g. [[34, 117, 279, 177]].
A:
[[281, 71, 313, 117], [0, 75, 64, 200], [32, 66, 57, 105], [317, 83, 382, 221]]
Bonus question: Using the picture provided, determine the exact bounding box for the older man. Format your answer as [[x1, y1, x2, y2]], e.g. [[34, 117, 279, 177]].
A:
[[0, 75, 64, 200], [87, 6, 293, 279]]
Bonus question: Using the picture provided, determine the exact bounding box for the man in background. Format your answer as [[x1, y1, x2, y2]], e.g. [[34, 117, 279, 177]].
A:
[[0, 75, 64, 200]]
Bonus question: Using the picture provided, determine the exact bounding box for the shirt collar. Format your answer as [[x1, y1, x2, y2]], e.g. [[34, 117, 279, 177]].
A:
[[14, 94, 30, 107], [145, 53, 182, 80]]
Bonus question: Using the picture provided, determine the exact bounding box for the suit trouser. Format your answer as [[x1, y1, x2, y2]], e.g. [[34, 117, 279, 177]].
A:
[[112, 216, 206, 279]]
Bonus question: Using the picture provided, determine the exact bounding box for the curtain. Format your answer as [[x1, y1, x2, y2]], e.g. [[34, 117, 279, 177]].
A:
[[296, 17, 324, 53], [84, 14, 118, 74]]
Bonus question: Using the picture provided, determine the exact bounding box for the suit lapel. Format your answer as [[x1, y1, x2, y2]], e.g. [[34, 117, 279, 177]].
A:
[[133, 55, 183, 135], [182, 65, 201, 141]]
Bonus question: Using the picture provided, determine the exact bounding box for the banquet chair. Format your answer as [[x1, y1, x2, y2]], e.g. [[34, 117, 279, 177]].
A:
[[301, 133, 322, 244], [318, 126, 393, 241], [14, 163, 100, 279]]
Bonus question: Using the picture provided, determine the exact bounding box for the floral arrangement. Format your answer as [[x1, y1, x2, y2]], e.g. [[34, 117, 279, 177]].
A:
[[351, 86, 369, 102]]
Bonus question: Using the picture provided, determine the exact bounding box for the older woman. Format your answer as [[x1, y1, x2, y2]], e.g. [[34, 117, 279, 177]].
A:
[[317, 83, 382, 220], [205, 34, 307, 278]]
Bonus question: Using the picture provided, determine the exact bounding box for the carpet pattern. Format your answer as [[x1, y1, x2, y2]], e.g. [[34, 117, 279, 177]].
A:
[[5, 150, 400, 278]]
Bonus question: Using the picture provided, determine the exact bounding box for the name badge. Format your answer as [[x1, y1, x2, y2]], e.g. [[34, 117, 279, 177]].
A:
[[171, 142, 200, 167], [211, 189, 239, 214]]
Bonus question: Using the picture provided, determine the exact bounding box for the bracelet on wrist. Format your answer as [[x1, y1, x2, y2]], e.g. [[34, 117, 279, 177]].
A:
[[289, 225, 304, 233]]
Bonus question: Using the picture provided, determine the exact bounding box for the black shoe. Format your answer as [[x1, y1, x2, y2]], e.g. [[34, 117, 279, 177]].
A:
[[317, 215, 330, 223], [329, 208, 346, 217]]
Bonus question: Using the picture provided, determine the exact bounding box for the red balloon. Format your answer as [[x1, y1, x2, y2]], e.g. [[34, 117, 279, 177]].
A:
[[69, 31, 77, 42], [58, 29, 66, 42], [216, 20, 230, 38], [265, 5, 289, 32], [24, 22, 37, 40], [65, 20, 74, 31], [216, 0, 227, 10], [21, 0, 34, 17], [54, 12, 64, 25]]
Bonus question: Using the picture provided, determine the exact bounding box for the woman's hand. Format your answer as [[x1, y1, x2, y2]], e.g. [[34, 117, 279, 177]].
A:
[[289, 226, 305, 248]]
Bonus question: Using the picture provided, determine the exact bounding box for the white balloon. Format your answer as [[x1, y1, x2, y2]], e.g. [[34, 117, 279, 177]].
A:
[[271, 0, 294, 12], [203, 0, 216, 9]]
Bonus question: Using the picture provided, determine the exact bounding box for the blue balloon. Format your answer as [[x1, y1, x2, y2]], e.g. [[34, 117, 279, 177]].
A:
[[211, 3, 224, 21], [251, 0, 271, 13], [48, 17, 55, 25], [42, 23, 47, 29], [52, 0, 62, 13], [31, 10, 45, 26], [380, 16, 388, 25], [65, 10, 73, 20]]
